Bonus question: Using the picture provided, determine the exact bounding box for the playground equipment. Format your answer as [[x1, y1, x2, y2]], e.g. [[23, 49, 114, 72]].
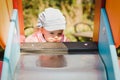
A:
[[0, 0, 120, 80], [73, 22, 93, 41]]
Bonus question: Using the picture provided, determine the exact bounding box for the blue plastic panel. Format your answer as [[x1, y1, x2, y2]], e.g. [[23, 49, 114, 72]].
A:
[[99, 8, 120, 80], [1, 9, 20, 80]]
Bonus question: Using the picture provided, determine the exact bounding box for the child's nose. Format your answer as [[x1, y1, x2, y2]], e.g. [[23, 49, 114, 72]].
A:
[[54, 36, 59, 38]]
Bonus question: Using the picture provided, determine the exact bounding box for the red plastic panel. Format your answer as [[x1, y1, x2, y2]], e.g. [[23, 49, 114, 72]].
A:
[[13, 0, 25, 35], [0, 61, 3, 77]]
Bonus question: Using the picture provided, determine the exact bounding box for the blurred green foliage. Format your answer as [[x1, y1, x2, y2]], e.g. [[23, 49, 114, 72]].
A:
[[0, 46, 4, 52], [22, 0, 40, 27], [117, 46, 120, 57], [82, 0, 95, 21]]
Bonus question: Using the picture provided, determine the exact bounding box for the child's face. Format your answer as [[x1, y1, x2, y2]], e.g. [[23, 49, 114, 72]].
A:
[[41, 28, 64, 42]]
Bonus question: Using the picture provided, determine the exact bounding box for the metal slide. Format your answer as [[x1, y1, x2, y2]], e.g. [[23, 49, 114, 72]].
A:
[[14, 42, 107, 80]]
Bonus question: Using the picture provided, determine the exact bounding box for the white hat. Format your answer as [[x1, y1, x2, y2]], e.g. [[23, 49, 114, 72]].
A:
[[37, 8, 66, 31]]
